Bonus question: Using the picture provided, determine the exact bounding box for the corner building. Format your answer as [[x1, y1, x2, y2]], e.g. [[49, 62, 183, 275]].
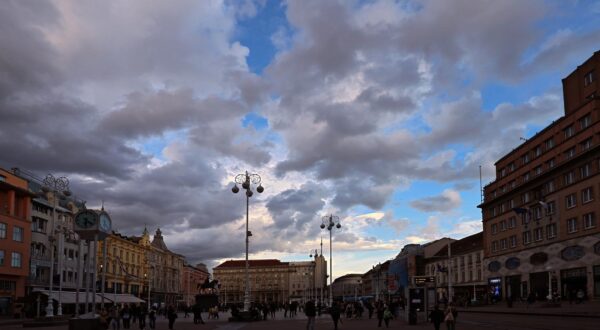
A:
[[480, 51, 600, 301]]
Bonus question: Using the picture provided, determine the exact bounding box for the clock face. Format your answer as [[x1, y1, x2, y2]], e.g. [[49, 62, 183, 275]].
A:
[[99, 213, 112, 232], [75, 211, 97, 229]]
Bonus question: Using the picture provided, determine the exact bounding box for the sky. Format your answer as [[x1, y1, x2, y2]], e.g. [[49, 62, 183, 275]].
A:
[[1, 0, 599, 280]]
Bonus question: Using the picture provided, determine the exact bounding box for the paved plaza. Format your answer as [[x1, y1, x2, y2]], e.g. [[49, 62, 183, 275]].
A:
[[2, 307, 598, 330]]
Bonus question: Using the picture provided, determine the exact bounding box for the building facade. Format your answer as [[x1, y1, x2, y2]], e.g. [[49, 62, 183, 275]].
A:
[[425, 232, 485, 302], [480, 51, 600, 301], [0, 169, 33, 317], [181, 263, 209, 306], [214, 259, 291, 304], [361, 260, 390, 301], [331, 274, 362, 301]]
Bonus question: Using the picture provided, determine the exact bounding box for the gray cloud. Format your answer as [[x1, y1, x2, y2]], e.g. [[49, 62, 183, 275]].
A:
[[410, 189, 462, 213]]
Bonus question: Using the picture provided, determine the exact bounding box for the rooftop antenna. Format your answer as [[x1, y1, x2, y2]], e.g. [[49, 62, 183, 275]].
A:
[[479, 165, 483, 203], [101, 199, 105, 211]]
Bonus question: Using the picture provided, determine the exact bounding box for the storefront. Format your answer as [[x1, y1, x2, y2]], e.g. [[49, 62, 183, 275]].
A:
[[505, 275, 521, 299], [529, 271, 548, 300], [561, 267, 587, 299], [488, 277, 502, 302], [594, 265, 600, 298]]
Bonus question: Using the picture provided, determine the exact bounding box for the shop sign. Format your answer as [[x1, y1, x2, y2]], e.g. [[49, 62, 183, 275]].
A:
[[488, 277, 502, 284], [561, 245, 585, 261], [505, 257, 520, 270], [530, 252, 548, 265], [488, 261, 501, 272]]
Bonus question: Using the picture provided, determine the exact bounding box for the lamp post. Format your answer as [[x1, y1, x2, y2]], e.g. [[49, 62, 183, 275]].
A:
[[231, 171, 264, 311], [320, 214, 341, 307], [42, 174, 71, 317]]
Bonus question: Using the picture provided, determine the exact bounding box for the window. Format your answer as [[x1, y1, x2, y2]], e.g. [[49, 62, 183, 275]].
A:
[[565, 147, 576, 160], [509, 162, 515, 172], [567, 218, 578, 233], [534, 166, 542, 175], [581, 138, 593, 151], [11, 252, 21, 268], [545, 138, 555, 150], [13, 227, 23, 242], [546, 201, 556, 215], [500, 203, 506, 213], [509, 235, 517, 248], [580, 114, 592, 129], [0, 223, 6, 239], [582, 187, 593, 203], [534, 227, 543, 241], [509, 199, 515, 208], [508, 217, 516, 229], [533, 206, 542, 220], [491, 207, 497, 217], [534, 145, 542, 157], [523, 231, 531, 245], [491, 224, 498, 235], [500, 168, 506, 178], [583, 213, 596, 229], [522, 153, 530, 164], [564, 171, 575, 185], [584, 70, 595, 86], [0, 250, 3, 265], [547, 158, 556, 169], [491, 241, 498, 252], [500, 239, 507, 250], [510, 180, 516, 189], [500, 220, 507, 231], [580, 163, 591, 178], [547, 224, 557, 239], [566, 193, 577, 208], [523, 172, 530, 182], [522, 192, 530, 203], [564, 125, 574, 139], [545, 180, 555, 193]]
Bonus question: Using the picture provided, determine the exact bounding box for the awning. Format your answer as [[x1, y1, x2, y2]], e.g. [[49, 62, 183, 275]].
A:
[[33, 290, 101, 304], [103, 294, 145, 303]]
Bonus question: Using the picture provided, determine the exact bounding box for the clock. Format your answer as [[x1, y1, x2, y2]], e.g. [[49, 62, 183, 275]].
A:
[[75, 210, 98, 229], [99, 212, 112, 232]]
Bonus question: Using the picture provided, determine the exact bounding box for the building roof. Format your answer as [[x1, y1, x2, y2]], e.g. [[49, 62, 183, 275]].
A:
[[151, 228, 170, 251], [433, 232, 483, 258], [214, 259, 289, 269]]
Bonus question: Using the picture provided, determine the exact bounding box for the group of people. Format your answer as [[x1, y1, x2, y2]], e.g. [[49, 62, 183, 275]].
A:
[[428, 303, 458, 330], [97, 304, 155, 330]]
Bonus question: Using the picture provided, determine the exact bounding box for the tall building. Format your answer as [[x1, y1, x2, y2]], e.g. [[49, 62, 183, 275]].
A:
[[330, 274, 362, 301], [361, 260, 390, 301], [424, 232, 485, 302], [214, 259, 291, 304], [0, 168, 34, 317], [181, 263, 209, 306], [480, 51, 600, 301]]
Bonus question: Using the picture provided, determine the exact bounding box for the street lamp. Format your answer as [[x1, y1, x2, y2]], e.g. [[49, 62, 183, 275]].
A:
[[42, 174, 71, 317], [231, 171, 264, 311], [320, 214, 341, 307]]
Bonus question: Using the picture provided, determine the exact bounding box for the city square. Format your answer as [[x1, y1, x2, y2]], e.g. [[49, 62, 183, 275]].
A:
[[1, 1, 600, 329]]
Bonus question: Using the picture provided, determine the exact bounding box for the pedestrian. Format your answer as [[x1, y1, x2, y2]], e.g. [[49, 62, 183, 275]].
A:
[[305, 300, 316, 330], [167, 305, 178, 330], [121, 305, 131, 329], [193, 303, 205, 324], [148, 307, 156, 329], [429, 304, 444, 330], [137, 306, 146, 330], [376, 301, 385, 327], [383, 305, 393, 328], [330, 301, 341, 330], [110, 306, 121, 330], [99, 309, 110, 330], [444, 302, 457, 330]]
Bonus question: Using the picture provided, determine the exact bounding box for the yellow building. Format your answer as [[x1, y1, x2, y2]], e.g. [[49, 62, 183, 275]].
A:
[[97, 231, 147, 298]]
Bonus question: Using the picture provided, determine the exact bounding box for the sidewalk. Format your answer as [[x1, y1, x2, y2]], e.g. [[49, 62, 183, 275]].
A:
[[456, 300, 600, 318]]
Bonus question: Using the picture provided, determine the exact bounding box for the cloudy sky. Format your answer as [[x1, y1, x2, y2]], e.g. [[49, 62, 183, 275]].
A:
[[1, 0, 599, 279]]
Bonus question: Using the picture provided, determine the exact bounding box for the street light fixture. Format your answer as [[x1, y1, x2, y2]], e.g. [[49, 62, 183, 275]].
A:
[[320, 214, 341, 307], [231, 171, 264, 311], [42, 174, 71, 317]]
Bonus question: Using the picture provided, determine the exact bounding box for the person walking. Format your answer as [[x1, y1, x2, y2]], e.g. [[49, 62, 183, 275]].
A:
[[444, 302, 457, 330], [148, 307, 156, 329], [305, 300, 316, 330], [137, 307, 146, 330], [110, 306, 122, 330], [121, 305, 131, 329], [429, 305, 445, 330], [376, 301, 385, 327], [167, 305, 178, 330], [330, 301, 341, 330], [383, 305, 393, 328]]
